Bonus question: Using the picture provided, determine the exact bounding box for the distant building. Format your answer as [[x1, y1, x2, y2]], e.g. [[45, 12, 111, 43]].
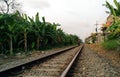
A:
[[85, 33, 104, 44], [86, 15, 115, 44], [85, 36, 93, 44]]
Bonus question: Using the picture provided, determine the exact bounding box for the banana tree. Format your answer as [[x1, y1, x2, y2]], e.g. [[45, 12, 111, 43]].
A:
[[56, 28, 65, 44], [18, 14, 30, 52], [0, 13, 18, 55], [107, 22, 120, 39], [104, 0, 120, 22], [39, 17, 47, 48], [28, 12, 41, 50], [43, 22, 60, 46]]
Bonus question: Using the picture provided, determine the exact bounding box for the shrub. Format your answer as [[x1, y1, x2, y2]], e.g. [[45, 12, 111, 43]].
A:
[[102, 39, 120, 51]]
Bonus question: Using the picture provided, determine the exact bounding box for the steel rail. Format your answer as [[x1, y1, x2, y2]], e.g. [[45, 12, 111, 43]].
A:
[[0, 45, 77, 76], [60, 45, 84, 77]]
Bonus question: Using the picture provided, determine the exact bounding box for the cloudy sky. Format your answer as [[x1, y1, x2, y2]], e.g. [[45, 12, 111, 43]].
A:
[[18, 0, 115, 41]]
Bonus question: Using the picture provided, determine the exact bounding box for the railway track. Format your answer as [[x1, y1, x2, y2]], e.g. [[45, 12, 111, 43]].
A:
[[0, 45, 84, 77]]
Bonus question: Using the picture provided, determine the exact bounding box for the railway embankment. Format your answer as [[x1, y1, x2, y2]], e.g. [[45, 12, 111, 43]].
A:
[[72, 44, 120, 77]]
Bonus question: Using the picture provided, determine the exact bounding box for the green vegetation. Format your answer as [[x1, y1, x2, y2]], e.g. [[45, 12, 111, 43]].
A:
[[102, 39, 120, 51], [102, 22, 120, 51], [104, 0, 120, 22], [102, 0, 120, 51], [0, 11, 82, 55], [107, 22, 120, 39]]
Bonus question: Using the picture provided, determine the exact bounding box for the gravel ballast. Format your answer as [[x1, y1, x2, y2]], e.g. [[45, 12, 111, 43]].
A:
[[72, 45, 120, 77]]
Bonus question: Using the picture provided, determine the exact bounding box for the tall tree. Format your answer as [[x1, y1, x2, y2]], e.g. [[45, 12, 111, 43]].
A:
[[17, 13, 30, 52], [0, 0, 20, 14], [0, 12, 19, 55], [28, 12, 41, 50]]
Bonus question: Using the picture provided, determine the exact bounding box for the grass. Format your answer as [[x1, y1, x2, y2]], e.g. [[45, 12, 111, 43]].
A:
[[101, 39, 120, 51]]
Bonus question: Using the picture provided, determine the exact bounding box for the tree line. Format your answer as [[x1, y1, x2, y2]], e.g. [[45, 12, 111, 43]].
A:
[[0, 11, 82, 55]]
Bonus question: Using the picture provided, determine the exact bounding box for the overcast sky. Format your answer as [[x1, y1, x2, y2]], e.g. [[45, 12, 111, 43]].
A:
[[18, 0, 115, 41]]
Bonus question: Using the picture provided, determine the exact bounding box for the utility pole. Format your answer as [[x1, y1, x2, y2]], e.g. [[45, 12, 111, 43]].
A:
[[94, 21, 100, 43], [95, 21, 98, 33], [94, 21, 103, 43]]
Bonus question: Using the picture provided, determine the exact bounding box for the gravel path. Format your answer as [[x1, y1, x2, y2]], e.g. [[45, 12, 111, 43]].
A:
[[72, 45, 120, 77]]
